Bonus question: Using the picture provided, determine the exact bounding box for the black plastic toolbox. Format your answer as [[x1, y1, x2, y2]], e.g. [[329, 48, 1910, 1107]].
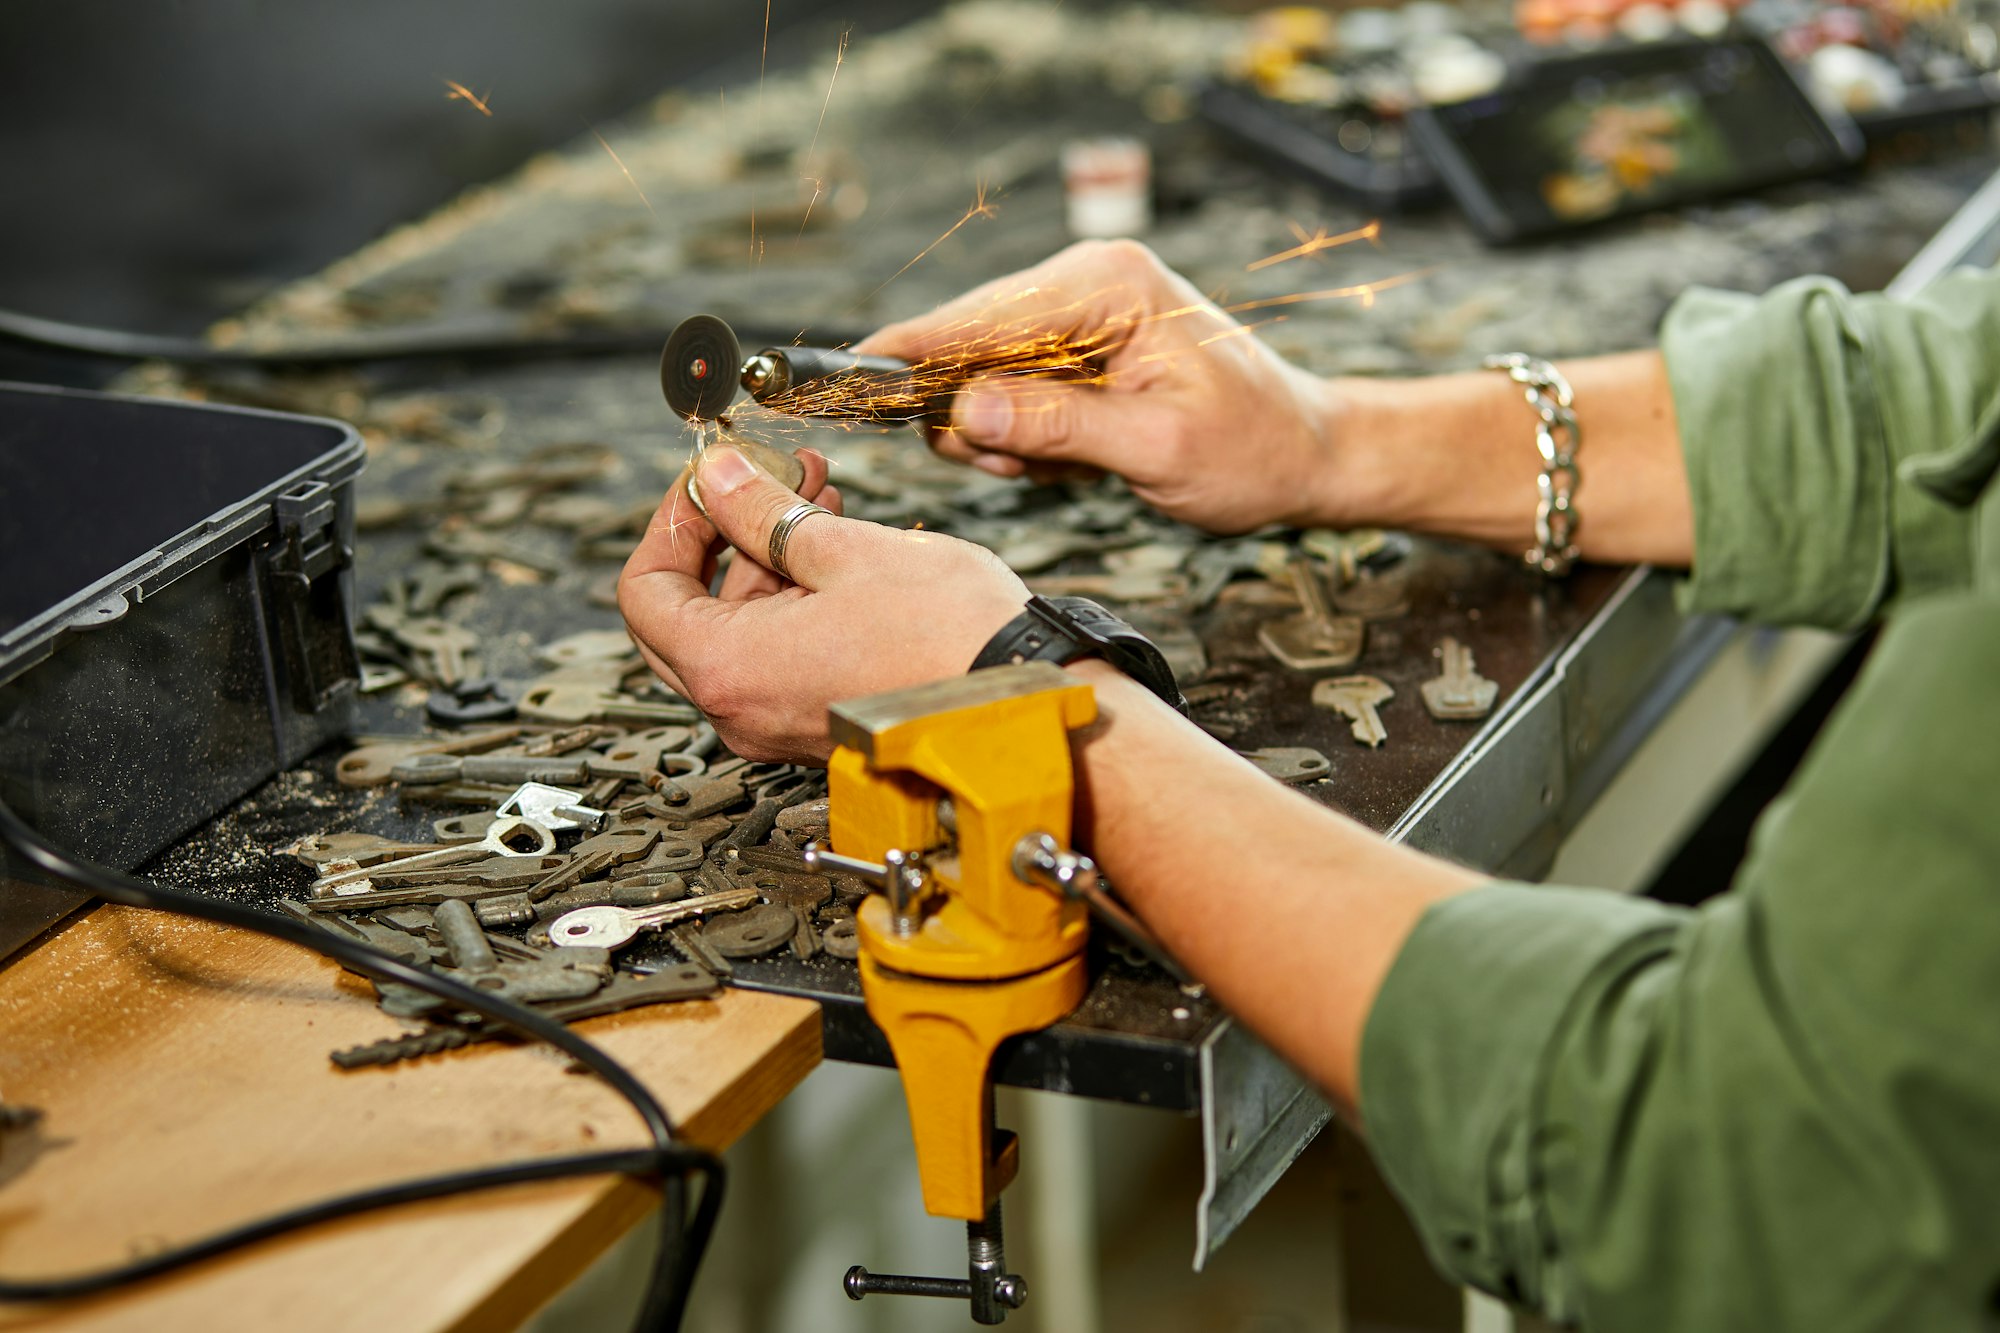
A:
[[0, 381, 365, 958]]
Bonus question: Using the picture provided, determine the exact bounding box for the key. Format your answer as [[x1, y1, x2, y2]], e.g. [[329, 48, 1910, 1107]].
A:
[[286, 831, 442, 869], [538, 629, 645, 670], [1026, 568, 1190, 603], [519, 683, 700, 726], [720, 797, 786, 856], [425, 527, 564, 575], [729, 864, 830, 958], [1420, 637, 1499, 720], [525, 826, 660, 903], [1330, 568, 1411, 621], [497, 781, 606, 833], [668, 921, 733, 976], [703, 902, 802, 958], [432, 813, 499, 844], [278, 900, 441, 968], [1300, 528, 1412, 583], [390, 752, 589, 786], [821, 915, 860, 960], [312, 815, 557, 897], [516, 724, 620, 757], [587, 725, 695, 782], [334, 727, 526, 788], [534, 876, 687, 922], [1311, 675, 1395, 748], [1184, 538, 1289, 612], [330, 964, 718, 1069], [1234, 746, 1333, 784], [649, 772, 748, 819], [377, 899, 611, 1017], [394, 619, 481, 688], [547, 886, 761, 950], [402, 560, 482, 616], [1258, 555, 1365, 671]]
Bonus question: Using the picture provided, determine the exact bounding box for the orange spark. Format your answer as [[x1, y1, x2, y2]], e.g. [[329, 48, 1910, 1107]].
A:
[[760, 0, 773, 82], [1244, 221, 1380, 272], [590, 130, 654, 216], [1221, 267, 1433, 315], [654, 480, 700, 557], [797, 29, 851, 239], [442, 79, 492, 116], [1196, 322, 1262, 348], [862, 184, 1000, 303]]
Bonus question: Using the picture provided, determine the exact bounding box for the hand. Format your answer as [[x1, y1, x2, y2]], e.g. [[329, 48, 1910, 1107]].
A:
[[857, 239, 1345, 535], [619, 444, 1032, 763]]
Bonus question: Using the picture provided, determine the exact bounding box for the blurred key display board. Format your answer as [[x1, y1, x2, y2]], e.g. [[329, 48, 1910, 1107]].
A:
[[1204, 0, 2000, 236]]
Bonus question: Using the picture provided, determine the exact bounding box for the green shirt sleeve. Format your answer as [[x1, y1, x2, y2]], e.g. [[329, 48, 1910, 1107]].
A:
[[1663, 268, 2000, 628], [1359, 590, 2000, 1329]]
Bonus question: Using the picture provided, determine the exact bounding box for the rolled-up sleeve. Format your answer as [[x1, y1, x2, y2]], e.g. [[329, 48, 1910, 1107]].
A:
[[1662, 268, 2000, 628], [1358, 594, 2000, 1330]]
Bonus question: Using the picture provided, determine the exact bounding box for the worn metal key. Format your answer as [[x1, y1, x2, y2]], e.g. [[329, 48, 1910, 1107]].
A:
[[519, 682, 700, 726], [732, 867, 830, 959], [1311, 675, 1395, 748], [1259, 555, 1365, 671], [312, 815, 557, 897], [1420, 637, 1498, 720], [547, 886, 760, 950], [394, 619, 481, 687], [390, 752, 590, 786]]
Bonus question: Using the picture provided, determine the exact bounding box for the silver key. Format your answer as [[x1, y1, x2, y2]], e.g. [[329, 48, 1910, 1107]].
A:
[[497, 782, 607, 833], [548, 886, 761, 950], [312, 815, 557, 897], [1235, 746, 1333, 784], [1259, 555, 1364, 671], [1420, 637, 1498, 720], [1312, 675, 1395, 748]]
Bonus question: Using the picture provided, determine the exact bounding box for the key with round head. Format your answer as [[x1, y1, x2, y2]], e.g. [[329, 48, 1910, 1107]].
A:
[[312, 815, 557, 897], [548, 886, 761, 950]]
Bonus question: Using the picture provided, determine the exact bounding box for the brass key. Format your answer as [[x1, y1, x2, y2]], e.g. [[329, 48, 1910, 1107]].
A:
[[1312, 675, 1395, 748], [1259, 555, 1364, 671]]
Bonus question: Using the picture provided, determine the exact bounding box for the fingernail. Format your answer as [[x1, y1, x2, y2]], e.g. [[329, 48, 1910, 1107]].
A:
[[697, 445, 756, 495], [954, 388, 1013, 444]]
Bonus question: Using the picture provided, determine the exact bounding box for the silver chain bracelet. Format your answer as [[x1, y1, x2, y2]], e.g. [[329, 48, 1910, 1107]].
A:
[[1483, 352, 1581, 577]]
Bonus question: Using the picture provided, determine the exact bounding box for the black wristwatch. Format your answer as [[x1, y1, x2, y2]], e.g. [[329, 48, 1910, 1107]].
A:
[[970, 596, 1189, 716]]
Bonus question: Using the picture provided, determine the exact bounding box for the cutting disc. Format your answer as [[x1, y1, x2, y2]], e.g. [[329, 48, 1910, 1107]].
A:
[[660, 314, 743, 420]]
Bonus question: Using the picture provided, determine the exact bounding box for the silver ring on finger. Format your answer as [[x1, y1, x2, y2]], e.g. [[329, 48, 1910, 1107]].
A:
[[767, 500, 830, 583]]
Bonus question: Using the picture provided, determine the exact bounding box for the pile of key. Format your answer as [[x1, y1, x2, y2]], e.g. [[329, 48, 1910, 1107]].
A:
[[288, 633, 871, 1070]]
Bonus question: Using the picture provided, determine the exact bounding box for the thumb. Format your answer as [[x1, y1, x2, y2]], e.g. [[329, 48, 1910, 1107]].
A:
[[693, 445, 852, 589], [950, 376, 1157, 467]]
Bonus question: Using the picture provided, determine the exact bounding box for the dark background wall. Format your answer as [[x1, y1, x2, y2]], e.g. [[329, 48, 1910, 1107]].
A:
[[0, 0, 928, 383]]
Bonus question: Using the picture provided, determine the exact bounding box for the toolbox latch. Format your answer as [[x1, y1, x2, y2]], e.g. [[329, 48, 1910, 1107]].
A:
[[265, 481, 359, 713]]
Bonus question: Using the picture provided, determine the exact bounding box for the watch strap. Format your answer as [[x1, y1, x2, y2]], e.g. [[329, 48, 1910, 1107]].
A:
[[971, 596, 1189, 715]]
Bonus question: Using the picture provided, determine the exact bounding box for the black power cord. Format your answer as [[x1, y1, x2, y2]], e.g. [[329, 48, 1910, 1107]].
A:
[[0, 796, 721, 1330], [0, 306, 867, 367]]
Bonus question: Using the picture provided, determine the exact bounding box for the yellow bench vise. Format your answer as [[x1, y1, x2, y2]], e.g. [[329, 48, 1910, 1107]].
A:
[[808, 662, 1100, 1325]]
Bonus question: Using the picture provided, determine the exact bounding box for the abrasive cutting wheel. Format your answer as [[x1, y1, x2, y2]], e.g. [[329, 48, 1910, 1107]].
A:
[[660, 314, 743, 421]]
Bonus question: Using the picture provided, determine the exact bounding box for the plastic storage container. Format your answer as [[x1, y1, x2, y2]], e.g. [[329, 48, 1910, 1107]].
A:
[[0, 381, 365, 957]]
